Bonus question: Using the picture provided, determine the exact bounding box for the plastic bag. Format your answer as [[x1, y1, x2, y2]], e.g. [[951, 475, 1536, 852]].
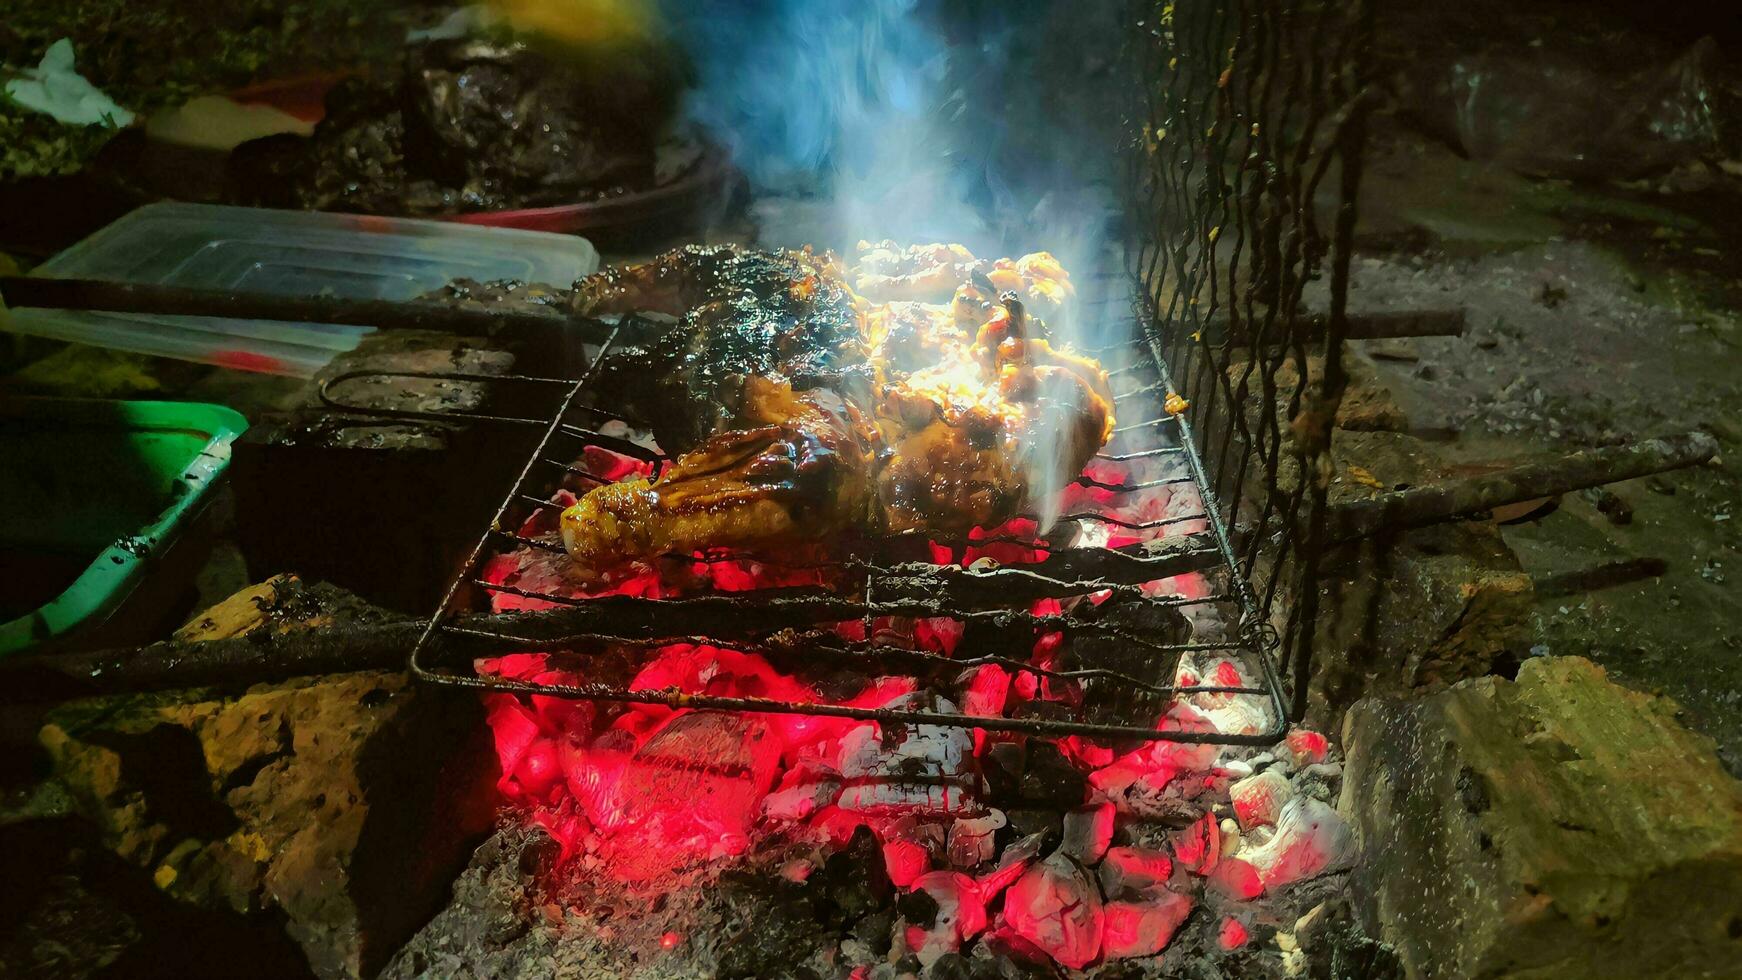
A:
[[2, 38, 135, 129]]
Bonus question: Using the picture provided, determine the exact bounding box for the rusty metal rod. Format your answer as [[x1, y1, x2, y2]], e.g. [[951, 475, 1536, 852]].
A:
[[0, 275, 610, 342], [1533, 557, 1669, 598], [1199, 308, 1465, 346], [1325, 430, 1719, 542]]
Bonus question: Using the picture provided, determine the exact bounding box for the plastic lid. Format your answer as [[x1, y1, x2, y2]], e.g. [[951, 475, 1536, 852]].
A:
[[7, 202, 599, 376]]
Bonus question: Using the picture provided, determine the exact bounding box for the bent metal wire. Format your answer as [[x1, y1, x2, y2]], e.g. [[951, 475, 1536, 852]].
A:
[[1125, 0, 1375, 718], [319, 268, 1288, 746]]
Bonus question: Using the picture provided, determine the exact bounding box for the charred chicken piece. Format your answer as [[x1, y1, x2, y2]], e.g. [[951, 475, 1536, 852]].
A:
[[559, 243, 1115, 578], [855, 241, 1075, 321], [560, 377, 877, 582], [575, 245, 868, 454], [875, 297, 1114, 532]]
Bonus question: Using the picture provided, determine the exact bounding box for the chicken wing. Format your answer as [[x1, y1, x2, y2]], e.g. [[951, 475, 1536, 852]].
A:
[[560, 376, 877, 581]]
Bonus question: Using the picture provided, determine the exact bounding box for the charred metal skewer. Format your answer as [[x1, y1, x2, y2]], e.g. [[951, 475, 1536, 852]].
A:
[[0, 275, 616, 344]]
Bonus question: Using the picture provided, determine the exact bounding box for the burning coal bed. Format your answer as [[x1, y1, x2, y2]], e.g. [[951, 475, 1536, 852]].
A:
[[460, 436, 1355, 978]]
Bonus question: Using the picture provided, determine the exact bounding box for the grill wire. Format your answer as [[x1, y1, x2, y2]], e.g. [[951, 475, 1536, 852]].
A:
[[1126, 0, 1375, 719], [315, 0, 1372, 745]]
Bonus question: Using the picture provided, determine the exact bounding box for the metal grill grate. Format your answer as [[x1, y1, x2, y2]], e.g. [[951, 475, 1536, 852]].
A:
[[1126, 0, 1375, 716], [320, 267, 1288, 745], [312, 0, 1375, 745]]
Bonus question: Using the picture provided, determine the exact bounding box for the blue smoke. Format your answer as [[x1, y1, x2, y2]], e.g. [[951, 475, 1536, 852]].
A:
[[660, 0, 1047, 252]]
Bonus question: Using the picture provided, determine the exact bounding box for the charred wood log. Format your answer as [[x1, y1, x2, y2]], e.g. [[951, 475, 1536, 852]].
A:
[[1, 621, 425, 702], [3, 533, 1222, 702], [1325, 431, 1718, 542]]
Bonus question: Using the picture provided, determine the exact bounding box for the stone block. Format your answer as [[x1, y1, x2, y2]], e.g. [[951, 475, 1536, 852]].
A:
[[1339, 657, 1742, 980]]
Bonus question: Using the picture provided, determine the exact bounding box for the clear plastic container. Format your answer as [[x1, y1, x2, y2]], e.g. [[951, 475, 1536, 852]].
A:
[[7, 203, 599, 376]]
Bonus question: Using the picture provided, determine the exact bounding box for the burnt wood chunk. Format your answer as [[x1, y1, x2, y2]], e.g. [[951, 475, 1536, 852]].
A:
[[231, 330, 526, 613], [1340, 657, 1742, 980], [27, 577, 498, 979]]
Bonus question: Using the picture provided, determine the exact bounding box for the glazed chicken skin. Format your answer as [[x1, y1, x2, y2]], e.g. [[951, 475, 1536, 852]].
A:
[[560, 377, 876, 579], [559, 242, 1114, 579]]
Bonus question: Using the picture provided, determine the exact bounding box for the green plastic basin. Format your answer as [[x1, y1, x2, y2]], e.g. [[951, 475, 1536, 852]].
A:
[[0, 397, 247, 657]]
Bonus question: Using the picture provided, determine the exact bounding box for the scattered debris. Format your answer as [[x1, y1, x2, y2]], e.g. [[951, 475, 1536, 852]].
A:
[[1579, 485, 1633, 525], [3, 39, 135, 127]]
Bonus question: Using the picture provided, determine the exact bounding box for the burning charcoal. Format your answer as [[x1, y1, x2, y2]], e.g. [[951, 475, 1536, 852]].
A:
[[1173, 812, 1221, 875], [763, 767, 843, 822], [1218, 757, 1255, 781], [818, 827, 896, 927], [1003, 808, 1063, 845], [981, 741, 1024, 801], [1058, 804, 1116, 865], [977, 831, 1047, 900], [957, 665, 1011, 719], [947, 811, 1008, 869], [560, 729, 636, 834], [1230, 769, 1294, 830], [1218, 916, 1253, 951], [512, 739, 563, 799], [1097, 846, 1174, 901], [1057, 735, 1118, 771], [882, 818, 946, 888], [599, 712, 783, 879], [982, 926, 1058, 974], [1282, 729, 1330, 768], [1206, 856, 1264, 901], [1002, 852, 1104, 969], [837, 701, 983, 815], [1100, 891, 1194, 960], [1189, 664, 1274, 738], [486, 696, 546, 799], [904, 871, 989, 968], [1241, 799, 1355, 891], [1086, 707, 1221, 817], [1072, 590, 1192, 647]]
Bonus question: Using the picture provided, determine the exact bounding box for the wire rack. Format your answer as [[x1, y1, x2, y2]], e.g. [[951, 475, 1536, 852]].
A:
[[1125, 0, 1375, 716], [319, 263, 1290, 746], [311, 0, 1376, 745]]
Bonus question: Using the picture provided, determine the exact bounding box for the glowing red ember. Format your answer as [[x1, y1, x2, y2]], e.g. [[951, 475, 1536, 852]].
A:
[[1102, 890, 1193, 960], [1003, 852, 1104, 969], [468, 439, 1346, 970]]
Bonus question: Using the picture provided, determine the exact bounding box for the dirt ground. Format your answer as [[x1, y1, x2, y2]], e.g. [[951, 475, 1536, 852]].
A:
[[1341, 128, 1742, 772]]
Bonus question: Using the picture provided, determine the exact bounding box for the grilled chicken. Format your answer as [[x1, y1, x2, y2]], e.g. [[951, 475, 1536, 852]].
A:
[[871, 298, 1114, 532], [560, 376, 876, 578], [855, 240, 1074, 321], [559, 243, 1114, 580], [576, 245, 868, 455]]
